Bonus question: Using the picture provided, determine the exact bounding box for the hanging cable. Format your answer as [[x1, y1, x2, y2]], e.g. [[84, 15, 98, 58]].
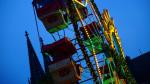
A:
[[32, 4, 42, 48], [51, 34, 57, 42]]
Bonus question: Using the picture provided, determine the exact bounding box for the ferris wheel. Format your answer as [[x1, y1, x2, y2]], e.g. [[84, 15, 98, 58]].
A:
[[31, 0, 136, 84]]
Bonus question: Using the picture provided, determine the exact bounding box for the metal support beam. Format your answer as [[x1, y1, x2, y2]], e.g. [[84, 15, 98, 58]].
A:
[[66, 0, 98, 83]]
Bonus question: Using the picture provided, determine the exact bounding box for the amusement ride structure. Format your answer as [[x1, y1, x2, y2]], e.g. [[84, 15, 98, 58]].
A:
[[26, 0, 136, 84]]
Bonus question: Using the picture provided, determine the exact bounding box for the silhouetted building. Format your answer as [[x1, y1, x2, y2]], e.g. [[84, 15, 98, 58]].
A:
[[26, 32, 45, 84], [126, 51, 150, 84], [26, 32, 52, 84]]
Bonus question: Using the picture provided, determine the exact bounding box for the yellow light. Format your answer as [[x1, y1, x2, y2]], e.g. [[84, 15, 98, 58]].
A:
[[74, 1, 103, 82], [74, 0, 88, 7]]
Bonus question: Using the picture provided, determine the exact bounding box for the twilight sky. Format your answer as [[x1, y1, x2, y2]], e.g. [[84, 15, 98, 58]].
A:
[[0, 0, 150, 84]]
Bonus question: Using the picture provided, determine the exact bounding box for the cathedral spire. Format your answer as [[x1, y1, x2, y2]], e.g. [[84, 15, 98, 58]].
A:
[[25, 31, 45, 84]]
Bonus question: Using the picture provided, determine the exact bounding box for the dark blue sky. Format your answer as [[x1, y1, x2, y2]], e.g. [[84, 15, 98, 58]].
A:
[[0, 0, 150, 84]]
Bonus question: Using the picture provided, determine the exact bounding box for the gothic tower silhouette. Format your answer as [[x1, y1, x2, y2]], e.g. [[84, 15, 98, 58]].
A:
[[26, 31, 45, 84]]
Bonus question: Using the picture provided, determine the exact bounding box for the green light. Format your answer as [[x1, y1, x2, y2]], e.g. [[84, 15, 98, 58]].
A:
[[103, 76, 115, 84], [84, 36, 103, 54]]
